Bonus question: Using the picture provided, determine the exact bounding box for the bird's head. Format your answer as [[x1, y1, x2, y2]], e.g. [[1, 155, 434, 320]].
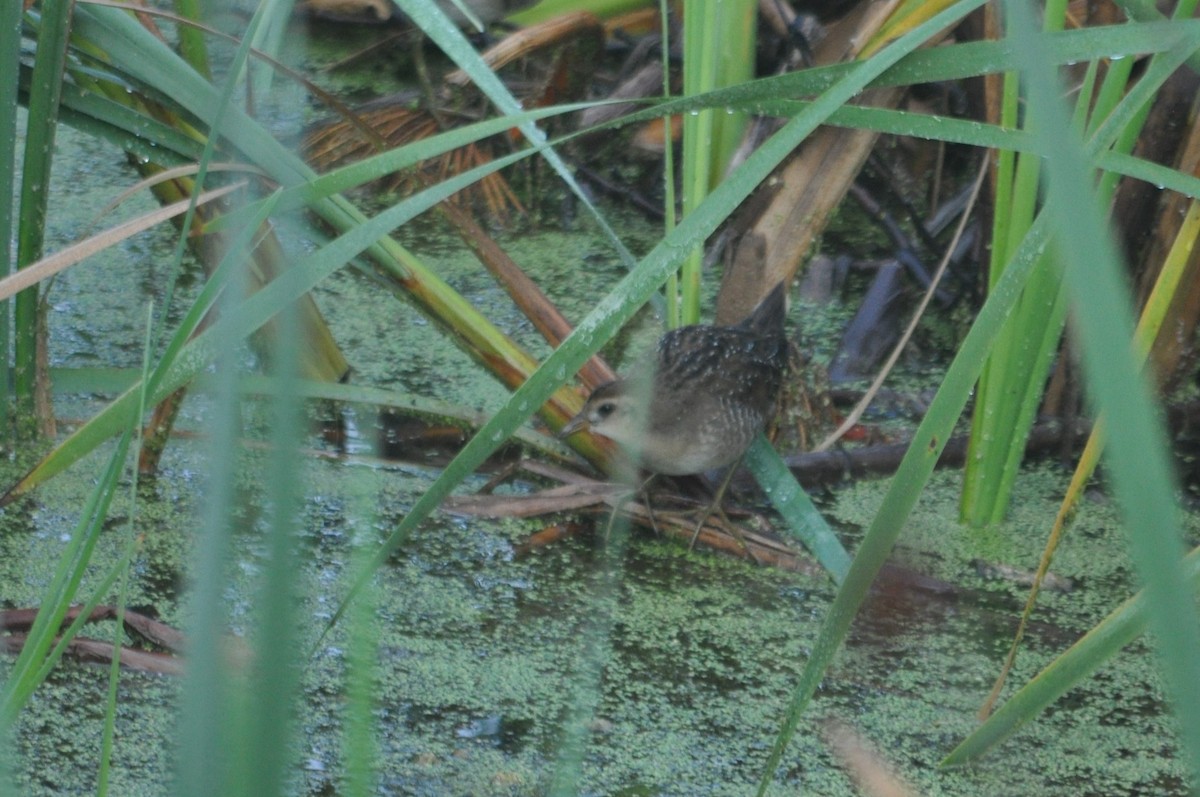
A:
[[558, 380, 648, 448]]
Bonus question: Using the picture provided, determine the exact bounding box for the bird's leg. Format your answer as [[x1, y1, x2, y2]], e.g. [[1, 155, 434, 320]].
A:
[[636, 472, 663, 535], [602, 481, 642, 542], [600, 473, 660, 541], [601, 499, 622, 540], [688, 462, 738, 550], [688, 458, 761, 563]]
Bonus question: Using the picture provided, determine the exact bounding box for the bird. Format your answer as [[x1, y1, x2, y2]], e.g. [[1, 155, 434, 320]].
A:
[[559, 281, 789, 552]]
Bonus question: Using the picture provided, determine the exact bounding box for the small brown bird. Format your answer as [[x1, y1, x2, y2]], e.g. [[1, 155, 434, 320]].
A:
[[560, 282, 789, 547]]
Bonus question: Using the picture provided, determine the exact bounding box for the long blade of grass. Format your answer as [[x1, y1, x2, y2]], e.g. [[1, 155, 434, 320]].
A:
[[677, 0, 756, 322], [1120, 0, 1200, 71], [814, 18, 1200, 90], [0, 429, 133, 726], [16, 0, 74, 426], [546, 511, 634, 797], [97, 302, 154, 797], [0, 2, 21, 434], [341, 488, 384, 797], [744, 438, 851, 580], [171, 0, 295, 767], [175, 261, 245, 797], [66, 10, 1200, 220], [944, 543, 1200, 764], [238, 292, 304, 797], [0, 183, 242, 301]]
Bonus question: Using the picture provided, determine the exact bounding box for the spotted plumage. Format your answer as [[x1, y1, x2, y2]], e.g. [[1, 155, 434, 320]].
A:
[[560, 282, 788, 476]]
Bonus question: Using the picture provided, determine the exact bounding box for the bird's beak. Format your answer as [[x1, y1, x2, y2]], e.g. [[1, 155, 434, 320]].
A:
[[557, 412, 589, 440]]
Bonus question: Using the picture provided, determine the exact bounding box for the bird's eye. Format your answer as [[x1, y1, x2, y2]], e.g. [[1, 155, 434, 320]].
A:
[[596, 402, 616, 419]]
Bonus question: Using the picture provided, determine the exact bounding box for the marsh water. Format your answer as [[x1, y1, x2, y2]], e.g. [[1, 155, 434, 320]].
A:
[[4, 17, 1196, 797], [5, 409, 1190, 796]]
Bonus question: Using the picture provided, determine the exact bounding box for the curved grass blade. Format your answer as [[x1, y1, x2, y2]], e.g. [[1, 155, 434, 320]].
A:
[[0, 428, 133, 726], [0, 1, 20, 433], [0, 141, 533, 503], [69, 9, 1200, 226], [943, 544, 1200, 765], [744, 437, 851, 581], [97, 302, 155, 797], [51, 77, 206, 164], [0, 509, 143, 725], [16, 0, 74, 426], [0, 183, 242, 301]]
